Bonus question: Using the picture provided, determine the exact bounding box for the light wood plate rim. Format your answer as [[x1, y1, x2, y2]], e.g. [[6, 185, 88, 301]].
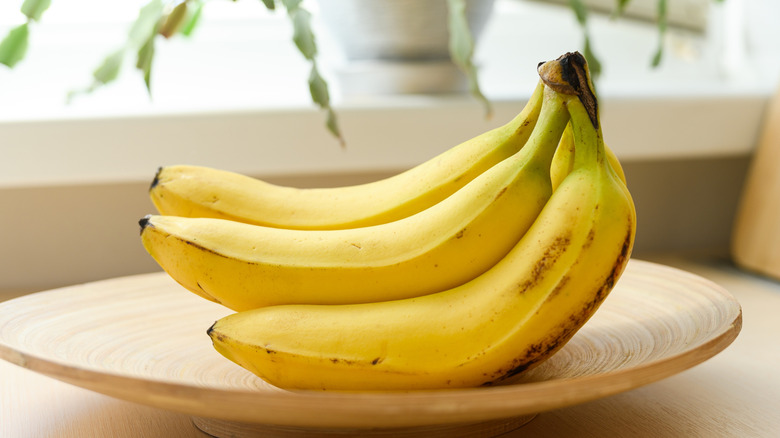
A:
[[0, 259, 742, 430]]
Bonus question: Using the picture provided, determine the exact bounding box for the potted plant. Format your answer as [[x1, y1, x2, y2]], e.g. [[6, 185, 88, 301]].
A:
[[0, 0, 723, 144]]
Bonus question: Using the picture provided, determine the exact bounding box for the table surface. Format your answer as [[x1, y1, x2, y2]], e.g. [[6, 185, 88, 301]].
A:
[[2, 255, 779, 438]]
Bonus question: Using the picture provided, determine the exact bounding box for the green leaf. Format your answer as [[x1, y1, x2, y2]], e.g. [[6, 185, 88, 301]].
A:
[[128, 0, 165, 49], [21, 0, 51, 22], [309, 65, 344, 145], [71, 1, 163, 99], [93, 49, 125, 85], [447, 0, 492, 117], [569, 0, 588, 26], [280, 0, 303, 11], [582, 35, 602, 78], [288, 7, 317, 60], [260, 0, 276, 10], [159, 1, 188, 38], [308, 64, 330, 108], [126, 0, 164, 93], [650, 46, 663, 68], [651, 0, 668, 67], [179, 1, 204, 37], [136, 32, 156, 94], [568, 0, 602, 80], [325, 107, 344, 147], [281, 1, 341, 143], [611, 0, 632, 18], [447, 0, 472, 65], [0, 23, 29, 68], [463, 63, 492, 117], [67, 48, 125, 101]]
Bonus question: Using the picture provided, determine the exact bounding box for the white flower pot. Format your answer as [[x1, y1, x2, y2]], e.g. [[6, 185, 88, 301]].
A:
[[317, 0, 496, 95]]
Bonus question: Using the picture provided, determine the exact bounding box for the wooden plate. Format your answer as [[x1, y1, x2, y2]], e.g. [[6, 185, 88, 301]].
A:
[[0, 259, 741, 437]]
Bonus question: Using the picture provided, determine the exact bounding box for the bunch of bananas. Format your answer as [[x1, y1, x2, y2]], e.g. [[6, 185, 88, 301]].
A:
[[139, 52, 636, 391]]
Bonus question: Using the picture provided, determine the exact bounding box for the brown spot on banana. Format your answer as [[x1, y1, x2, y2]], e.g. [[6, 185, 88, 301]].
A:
[[545, 275, 571, 303], [326, 357, 359, 366], [485, 227, 634, 385], [582, 228, 596, 249], [181, 238, 229, 259], [494, 186, 508, 200], [513, 119, 534, 137], [517, 234, 571, 294], [561, 228, 635, 341], [481, 335, 565, 385], [601, 227, 634, 293], [195, 282, 221, 304]]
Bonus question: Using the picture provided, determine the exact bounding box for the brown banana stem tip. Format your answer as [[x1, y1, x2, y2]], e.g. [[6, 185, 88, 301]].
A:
[[537, 52, 599, 129]]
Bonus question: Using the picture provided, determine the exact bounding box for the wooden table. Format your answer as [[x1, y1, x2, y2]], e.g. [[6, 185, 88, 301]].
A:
[[2, 255, 779, 437]]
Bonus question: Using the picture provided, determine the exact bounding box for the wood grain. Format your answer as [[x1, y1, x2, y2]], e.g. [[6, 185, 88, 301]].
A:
[[0, 259, 741, 437], [732, 83, 780, 280]]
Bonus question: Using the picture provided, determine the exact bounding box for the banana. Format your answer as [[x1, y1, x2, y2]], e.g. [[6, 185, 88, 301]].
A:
[[552, 123, 626, 191], [140, 86, 571, 310], [206, 52, 637, 391], [149, 82, 545, 230]]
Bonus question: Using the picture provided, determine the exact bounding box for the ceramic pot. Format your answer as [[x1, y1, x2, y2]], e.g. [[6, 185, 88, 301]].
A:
[[317, 0, 496, 95]]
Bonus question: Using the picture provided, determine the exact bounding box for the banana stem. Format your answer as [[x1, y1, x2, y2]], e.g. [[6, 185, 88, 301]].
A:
[[507, 80, 544, 127], [537, 52, 607, 173], [567, 99, 604, 171], [524, 86, 570, 170], [537, 52, 599, 129]]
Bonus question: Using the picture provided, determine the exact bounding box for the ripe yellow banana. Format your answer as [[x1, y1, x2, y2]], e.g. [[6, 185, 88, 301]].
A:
[[207, 52, 637, 391], [551, 122, 626, 191], [149, 82, 545, 230], [140, 86, 571, 310]]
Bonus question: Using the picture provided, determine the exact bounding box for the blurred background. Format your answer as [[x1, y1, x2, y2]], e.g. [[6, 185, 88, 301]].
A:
[[1, 0, 779, 298]]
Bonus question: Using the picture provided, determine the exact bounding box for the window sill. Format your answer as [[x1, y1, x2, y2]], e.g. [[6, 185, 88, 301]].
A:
[[1, 0, 777, 188]]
